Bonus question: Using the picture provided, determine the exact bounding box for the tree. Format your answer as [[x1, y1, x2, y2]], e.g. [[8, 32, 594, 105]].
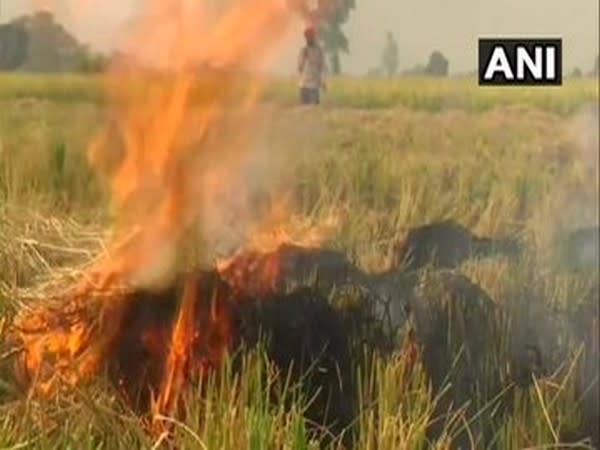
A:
[[17, 11, 86, 72], [424, 50, 449, 77], [0, 22, 29, 70], [317, 0, 355, 75], [0, 11, 106, 73], [381, 31, 399, 77]]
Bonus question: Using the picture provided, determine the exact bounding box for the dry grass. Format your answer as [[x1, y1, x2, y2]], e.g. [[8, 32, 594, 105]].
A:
[[0, 74, 598, 449]]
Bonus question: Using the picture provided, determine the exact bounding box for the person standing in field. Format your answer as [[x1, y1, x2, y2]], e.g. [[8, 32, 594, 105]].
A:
[[298, 26, 326, 105]]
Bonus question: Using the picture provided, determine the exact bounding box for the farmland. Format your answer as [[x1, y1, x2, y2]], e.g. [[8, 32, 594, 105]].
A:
[[0, 74, 598, 449]]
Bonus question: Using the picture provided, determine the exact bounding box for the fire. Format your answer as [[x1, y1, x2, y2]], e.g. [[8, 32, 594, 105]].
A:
[[8, 1, 354, 435], [216, 212, 339, 296], [151, 273, 235, 421], [86, 0, 294, 291], [153, 276, 201, 418], [11, 0, 312, 422]]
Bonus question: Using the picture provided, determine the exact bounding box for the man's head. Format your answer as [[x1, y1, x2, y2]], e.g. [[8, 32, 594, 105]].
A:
[[304, 26, 317, 45]]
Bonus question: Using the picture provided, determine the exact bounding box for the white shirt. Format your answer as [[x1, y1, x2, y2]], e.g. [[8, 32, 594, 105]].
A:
[[298, 44, 325, 89]]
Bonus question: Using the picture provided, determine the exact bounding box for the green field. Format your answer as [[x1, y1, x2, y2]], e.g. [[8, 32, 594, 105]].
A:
[[0, 74, 598, 449]]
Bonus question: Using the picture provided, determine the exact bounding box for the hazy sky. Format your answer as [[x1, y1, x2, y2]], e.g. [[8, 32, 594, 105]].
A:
[[2, 0, 598, 74]]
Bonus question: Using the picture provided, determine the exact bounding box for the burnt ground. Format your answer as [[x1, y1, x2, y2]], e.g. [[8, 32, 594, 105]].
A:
[[218, 239, 528, 446], [109, 240, 593, 448], [388, 220, 522, 271], [234, 287, 355, 443], [98, 266, 519, 447], [219, 243, 369, 297], [103, 271, 355, 443], [363, 269, 509, 447], [8, 225, 598, 448]]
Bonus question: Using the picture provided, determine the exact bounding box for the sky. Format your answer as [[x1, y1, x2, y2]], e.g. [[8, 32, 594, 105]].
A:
[[1, 0, 598, 75]]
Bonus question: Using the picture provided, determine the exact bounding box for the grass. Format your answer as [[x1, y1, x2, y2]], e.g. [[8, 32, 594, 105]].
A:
[[0, 73, 597, 114], [0, 74, 598, 449]]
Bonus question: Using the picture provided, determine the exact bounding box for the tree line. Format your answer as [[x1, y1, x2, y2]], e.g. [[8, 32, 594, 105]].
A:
[[0, 11, 106, 72], [0, 9, 597, 78]]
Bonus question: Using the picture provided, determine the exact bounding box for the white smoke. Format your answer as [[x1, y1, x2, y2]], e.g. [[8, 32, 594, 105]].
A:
[[568, 103, 599, 177], [197, 108, 329, 262], [564, 102, 599, 228]]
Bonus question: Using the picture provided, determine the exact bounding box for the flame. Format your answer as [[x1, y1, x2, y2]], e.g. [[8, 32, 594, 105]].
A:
[[84, 0, 294, 291], [151, 274, 234, 420], [13, 0, 299, 414], [153, 275, 200, 419], [216, 212, 339, 297], [13, 0, 346, 427]]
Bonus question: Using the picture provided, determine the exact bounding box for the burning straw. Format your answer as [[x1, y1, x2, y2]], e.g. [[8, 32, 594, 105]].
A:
[[6, 2, 364, 438], [8, 0, 307, 422]]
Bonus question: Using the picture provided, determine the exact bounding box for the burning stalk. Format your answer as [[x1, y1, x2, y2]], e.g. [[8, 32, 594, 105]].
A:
[[153, 274, 200, 420], [8, 0, 306, 428]]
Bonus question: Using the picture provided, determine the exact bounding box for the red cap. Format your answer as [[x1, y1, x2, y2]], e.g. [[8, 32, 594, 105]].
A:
[[304, 25, 316, 38]]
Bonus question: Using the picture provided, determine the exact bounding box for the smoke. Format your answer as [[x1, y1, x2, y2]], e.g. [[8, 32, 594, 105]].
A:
[[198, 108, 330, 261], [537, 103, 599, 244], [562, 103, 599, 228], [567, 103, 599, 180], [64, 0, 299, 292]]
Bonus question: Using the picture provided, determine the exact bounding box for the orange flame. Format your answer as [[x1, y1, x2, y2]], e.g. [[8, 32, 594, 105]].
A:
[[215, 212, 339, 297], [90, 0, 295, 420], [153, 275, 200, 419], [83, 0, 294, 292], [15, 0, 299, 416], [13, 0, 350, 426]]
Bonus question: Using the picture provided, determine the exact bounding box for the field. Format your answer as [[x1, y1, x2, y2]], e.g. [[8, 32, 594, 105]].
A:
[[0, 74, 598, 449]]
